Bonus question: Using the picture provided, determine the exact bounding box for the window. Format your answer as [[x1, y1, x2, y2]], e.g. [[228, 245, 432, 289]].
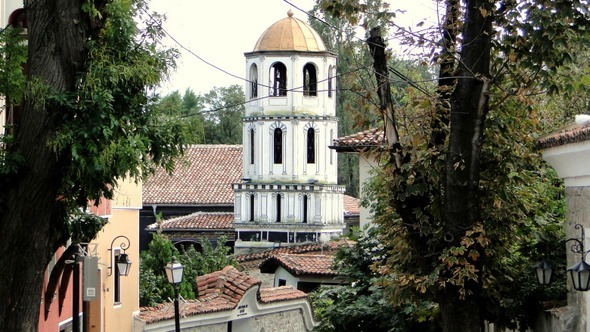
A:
[[114, 250, 122, 304], [278, 279, 287, 286], [270, 62, 287, 96], [303, 63, 317, 96], [303, 195, 308, 223], [250, 129, 255, 164], [276, 194, 282, 222], [249, 194, 255, 222], [328, 66, 334, 98], [273, 128, 283, 164], [330, 129, 334, 165], [249, 64, 258, 98], [306, 127, 315, 164]]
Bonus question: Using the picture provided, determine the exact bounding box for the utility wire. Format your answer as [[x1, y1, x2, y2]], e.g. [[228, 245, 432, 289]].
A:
[[283, 0, 434, 97]]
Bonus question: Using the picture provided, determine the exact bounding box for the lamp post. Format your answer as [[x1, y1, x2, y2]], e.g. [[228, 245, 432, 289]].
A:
[[165, 257, 184, 332], [107, 235, 132, 276], [534, 223, 590, 291]]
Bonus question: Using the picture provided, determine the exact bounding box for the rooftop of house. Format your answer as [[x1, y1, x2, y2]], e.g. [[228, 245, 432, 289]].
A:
[[344, 195, 360, 216], [235, 240, 352, 270], [259, 253, 337, 276], [142, 144, 360, 216], [537, 117, 590, 149], [330, 128, 385, 152], [142, 145, 242, 206], [136, 266, 307, 324], [146, 211, 234, 231]]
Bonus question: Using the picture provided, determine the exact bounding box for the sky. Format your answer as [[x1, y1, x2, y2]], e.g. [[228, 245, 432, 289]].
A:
[[148, 0, 439, 95]]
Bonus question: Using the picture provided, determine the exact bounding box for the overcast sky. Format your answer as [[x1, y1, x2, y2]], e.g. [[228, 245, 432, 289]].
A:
[[148, 0, 439, 95]]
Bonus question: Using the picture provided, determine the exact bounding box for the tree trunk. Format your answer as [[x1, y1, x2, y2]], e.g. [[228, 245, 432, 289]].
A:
[[441, 0, 493, 330], [0, 1, 89, 330]]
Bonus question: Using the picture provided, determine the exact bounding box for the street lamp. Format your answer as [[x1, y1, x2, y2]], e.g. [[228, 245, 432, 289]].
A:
[[532, 260, 554, 285], [165, 257, 184, 332], [534, 223, 590, 291], [108, 235, 132, 276]]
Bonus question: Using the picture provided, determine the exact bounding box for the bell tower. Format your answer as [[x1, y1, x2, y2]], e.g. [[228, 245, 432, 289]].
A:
[[233, 10, 345, 253]]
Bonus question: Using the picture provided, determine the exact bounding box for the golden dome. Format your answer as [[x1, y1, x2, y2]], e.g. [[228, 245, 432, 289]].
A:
[[253, 10, 327, 52]]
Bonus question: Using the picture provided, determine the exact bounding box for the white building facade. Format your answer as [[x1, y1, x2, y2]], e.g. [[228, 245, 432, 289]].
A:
[[233, 11, 345, 252]]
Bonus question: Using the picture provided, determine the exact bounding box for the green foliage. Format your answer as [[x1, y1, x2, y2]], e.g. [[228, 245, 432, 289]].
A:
[[154, 85, 245, 145], [315, 0, 583, 328], [311, 227, 436, 331], [68, 211, 109, 243], [139, 233, 237, 307], [153, 90, 205, 143], [44, 0, 194, 215], [201, 85, 245, 144], [0, 27, 26, 106]]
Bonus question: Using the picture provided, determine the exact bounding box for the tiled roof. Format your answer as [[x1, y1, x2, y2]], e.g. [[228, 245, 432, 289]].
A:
[[259, 254, 337, 276], [537, 121, 590, 149], [330, 128, 385, 152], [234, 240, 351, 270], [136, 266, 307, 324], [196, 266, 260, 303], [143, 145, 242, 205], [259, 286, 307, 303], [343, 195, 360, 216], [146, 212, 234, 230]]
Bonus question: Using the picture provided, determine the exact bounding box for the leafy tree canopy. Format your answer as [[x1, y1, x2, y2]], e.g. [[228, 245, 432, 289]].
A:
[[0, 0, 198, 329], [311, 0, 589, 330], [139, 233, 236, 307]]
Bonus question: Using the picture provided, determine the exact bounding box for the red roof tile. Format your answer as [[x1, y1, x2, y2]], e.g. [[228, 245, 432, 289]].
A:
[[343, 195, 360, 215], [143, 145, 242, 205], [259, 286, 307, 303], [537, 121, 590, 149], [147, 212, 234, 230], [196, 266, 261, 304], [136, 266, 309, 325], [330, 128, 385, 152], [259, 254, 337, 276], [234, 240, 352, 270]]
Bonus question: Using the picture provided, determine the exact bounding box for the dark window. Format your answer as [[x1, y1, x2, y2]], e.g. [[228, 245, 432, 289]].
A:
[[296, 232, 316, 242], [228, 320, 233, 332], [306, 128, 315, 164], [303, 195, 308, 223], [328, 68, 333, 98], [250, 64, 258, 98], [239, 231, 260, 241], [297, 281, 321, 293], [276, 194, 281, 222], [274, 128, 283, 164], [270, 62, 287, 96], [249, 194, 255, 222], [250, 129, 255, 164], [268, 232, 288, 243], [303, 63, 317, 96], [278, 279, 287, 286], [114, 252, 122, 304]]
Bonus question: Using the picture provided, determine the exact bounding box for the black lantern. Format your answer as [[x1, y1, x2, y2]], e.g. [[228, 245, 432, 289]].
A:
[[536, 224, 590, 292], [568, 260, 590, 291], [533, 260, 554, 285], [116, 253, 132, 277], [108, 235, 132, 276]]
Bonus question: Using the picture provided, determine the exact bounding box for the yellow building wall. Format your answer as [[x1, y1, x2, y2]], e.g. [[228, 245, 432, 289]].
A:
[[89, 177, 141, 332]]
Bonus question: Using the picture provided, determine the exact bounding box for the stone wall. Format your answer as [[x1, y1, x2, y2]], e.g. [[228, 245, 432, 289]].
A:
[[250, 309, 307, 332], [184, 322, 227, 332]]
